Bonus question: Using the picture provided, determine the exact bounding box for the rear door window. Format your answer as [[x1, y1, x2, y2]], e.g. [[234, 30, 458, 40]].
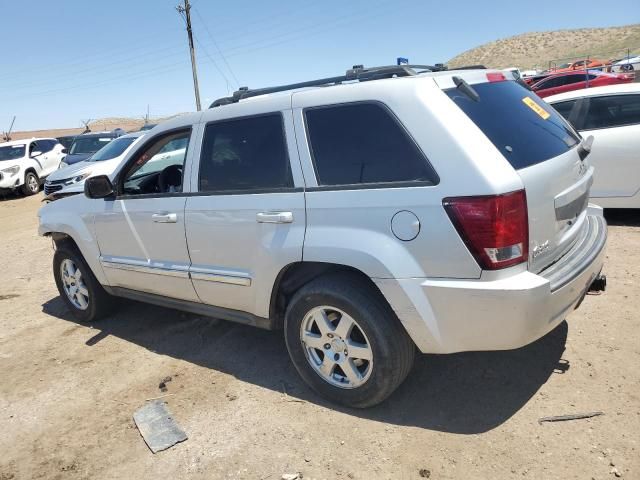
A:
[[445, 80, 580, 169], [198, 113, 293, 193], [583, 94, 640, 129], [304, 102, 438, 186]]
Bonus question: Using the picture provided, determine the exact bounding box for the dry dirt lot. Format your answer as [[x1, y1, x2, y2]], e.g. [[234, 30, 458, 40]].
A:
[[0, 194, 638, 480]]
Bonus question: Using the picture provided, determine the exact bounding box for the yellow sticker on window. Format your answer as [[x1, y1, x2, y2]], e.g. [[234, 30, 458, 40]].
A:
[[522, 97, 550, 120]]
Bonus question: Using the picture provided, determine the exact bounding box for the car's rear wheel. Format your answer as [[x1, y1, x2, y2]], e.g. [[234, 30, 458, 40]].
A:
[[21, 172, 40, 195], [53, 245, 114, 323], [284, 272, 415, 408]]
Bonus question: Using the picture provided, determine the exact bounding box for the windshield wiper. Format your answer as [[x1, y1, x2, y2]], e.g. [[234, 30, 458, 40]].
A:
[[452, 76, 480, 102]]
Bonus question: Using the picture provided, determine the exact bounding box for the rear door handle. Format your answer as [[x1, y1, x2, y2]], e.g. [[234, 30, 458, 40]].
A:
[[256, 211, 293, 224], [152, 212, 177, 223]]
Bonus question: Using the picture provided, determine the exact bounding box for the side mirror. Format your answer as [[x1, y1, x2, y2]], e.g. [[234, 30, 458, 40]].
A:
[[61, 148, 68, 154], [85, 175, 114, 199], [30, 150, 42, 158]]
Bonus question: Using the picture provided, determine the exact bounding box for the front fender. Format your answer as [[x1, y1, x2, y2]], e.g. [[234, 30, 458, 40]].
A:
[[38, 199, 108, 285]]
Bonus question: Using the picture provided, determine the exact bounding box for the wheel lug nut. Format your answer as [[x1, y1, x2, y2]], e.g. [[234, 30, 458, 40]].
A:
[[327, 333, 334, 338], [344, 349, 348, 355], [334, 353, 339, 361], [324, 343, 330, 350]]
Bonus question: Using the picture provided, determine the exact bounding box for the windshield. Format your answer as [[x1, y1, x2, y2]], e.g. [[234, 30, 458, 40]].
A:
[[69, 136, 113, 155], [87, 137, 137, 162], [557, 63, 571, 69], [445, 80, 580, 170], [0, 144, 26, 161]]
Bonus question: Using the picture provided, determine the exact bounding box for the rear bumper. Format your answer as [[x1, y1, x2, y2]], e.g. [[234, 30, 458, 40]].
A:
[[376, 207, 607, 354]]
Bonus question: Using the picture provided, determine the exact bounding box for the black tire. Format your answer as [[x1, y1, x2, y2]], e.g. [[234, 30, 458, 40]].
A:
[[21, 171, 40, 196], [284, 272, 415, 408], [53, 244, 114, 323]]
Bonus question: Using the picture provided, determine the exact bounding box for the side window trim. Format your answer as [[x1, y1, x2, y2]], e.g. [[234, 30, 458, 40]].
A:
[[302, 100, 439, 188], [196, 111, 296, 194], [114, 126, 193, 199]]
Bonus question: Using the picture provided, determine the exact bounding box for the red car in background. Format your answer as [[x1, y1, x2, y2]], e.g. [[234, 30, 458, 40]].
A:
[[551, 58, 610, 73], [531, 70, 633, 98]]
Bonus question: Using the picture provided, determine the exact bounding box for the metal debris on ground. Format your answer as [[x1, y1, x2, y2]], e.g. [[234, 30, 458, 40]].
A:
[[133, 400, 188, 453], [538, 411, 604, 424]]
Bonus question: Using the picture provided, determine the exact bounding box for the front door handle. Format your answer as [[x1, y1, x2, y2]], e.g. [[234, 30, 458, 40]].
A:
[[152, 212, 177, 223], [256, 211, 293, 224]]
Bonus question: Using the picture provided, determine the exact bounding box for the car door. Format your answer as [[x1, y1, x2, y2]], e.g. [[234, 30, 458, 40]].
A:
[[38, 140, 62, 176], [184, 105, 306, 319], [579, 93, 640, 199], [93, 126, 200, 301]]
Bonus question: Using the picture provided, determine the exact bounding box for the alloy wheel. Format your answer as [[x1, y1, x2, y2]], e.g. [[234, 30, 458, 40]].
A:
[[300, 306, 373, 389], [60, 259, 89, 310]]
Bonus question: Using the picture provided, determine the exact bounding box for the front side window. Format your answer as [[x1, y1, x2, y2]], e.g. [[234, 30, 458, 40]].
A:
[[583, 94, 640, 130], [564, 74, 588, 85], [305, 102, 437, 186], [198, 113, 293, 192], [122, 129, 191, 196]]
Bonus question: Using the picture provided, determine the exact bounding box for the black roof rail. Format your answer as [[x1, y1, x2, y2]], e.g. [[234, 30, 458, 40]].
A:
[[209, 64, 449, 108]]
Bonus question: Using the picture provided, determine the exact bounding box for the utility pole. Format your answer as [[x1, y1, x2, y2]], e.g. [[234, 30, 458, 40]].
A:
[[177, 0, 202, 111]]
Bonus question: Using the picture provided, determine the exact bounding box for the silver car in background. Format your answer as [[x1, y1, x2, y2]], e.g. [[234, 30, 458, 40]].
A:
[[39, 65, 607, 407]]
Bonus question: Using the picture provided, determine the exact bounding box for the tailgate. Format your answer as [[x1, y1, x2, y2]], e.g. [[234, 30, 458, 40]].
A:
[[518, 151, 593, 272], [441, 73, 588, 272]]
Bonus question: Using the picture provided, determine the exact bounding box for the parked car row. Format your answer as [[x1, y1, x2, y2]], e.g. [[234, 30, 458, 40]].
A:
[[530, 70, 633, 98]]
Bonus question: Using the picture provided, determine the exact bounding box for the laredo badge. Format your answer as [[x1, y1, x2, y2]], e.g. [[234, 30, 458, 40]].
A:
[[522, 97, 550, 120]]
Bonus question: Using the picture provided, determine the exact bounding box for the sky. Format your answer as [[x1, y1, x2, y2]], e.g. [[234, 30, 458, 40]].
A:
[[1, 0, 638, 131]]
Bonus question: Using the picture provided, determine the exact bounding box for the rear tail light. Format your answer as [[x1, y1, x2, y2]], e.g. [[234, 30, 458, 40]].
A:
[[443, 190, 529, 270]]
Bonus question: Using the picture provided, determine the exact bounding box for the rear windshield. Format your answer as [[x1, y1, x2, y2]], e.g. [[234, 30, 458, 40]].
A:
[[445, 81, 580, 169], [88, 136, 137, 161]]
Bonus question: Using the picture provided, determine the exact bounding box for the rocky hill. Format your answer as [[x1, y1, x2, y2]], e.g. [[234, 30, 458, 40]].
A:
[[448, 24, 640, 70]]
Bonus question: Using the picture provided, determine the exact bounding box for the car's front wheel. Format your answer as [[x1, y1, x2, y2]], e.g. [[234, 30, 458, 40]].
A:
[[284, 272, 415, 408], [53, 245, 114, 323], [21, 171, 40, 196]]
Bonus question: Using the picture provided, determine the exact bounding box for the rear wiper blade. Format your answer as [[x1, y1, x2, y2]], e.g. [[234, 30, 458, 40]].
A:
[[578, 135, 594, 161], [452, 76, 479, 102]]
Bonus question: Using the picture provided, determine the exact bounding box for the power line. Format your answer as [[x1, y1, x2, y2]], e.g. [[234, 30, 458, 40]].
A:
[[193, 6, 240, 87]]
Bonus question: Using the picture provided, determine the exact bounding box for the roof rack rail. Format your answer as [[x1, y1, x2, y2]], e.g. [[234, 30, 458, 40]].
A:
[[209, 64, 449, 108]]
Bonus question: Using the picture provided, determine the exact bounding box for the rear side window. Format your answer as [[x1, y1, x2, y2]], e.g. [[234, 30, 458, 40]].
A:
[[583, 94, 640, 130], [446, 81, 580, 169], [305, 102, 437, 186], [199, 113, 293, 192]]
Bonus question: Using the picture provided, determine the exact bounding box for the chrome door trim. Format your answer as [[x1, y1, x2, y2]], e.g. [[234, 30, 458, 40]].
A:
[[100, 257, 190, 279], [189, 267, 252, 286]]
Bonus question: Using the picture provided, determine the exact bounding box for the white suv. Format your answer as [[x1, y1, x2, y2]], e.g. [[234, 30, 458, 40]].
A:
[[38, 65, 607, 407], [0, 138, 66, 195]]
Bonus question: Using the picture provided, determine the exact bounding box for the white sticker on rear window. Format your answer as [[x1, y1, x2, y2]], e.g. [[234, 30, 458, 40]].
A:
[[99, 138, 111, 142], [522, 97, 550, 120], [12, 145, 24, 148]]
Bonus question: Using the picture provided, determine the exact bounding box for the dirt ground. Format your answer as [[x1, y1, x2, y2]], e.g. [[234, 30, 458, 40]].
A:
[[0, 194, 638, 480]]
